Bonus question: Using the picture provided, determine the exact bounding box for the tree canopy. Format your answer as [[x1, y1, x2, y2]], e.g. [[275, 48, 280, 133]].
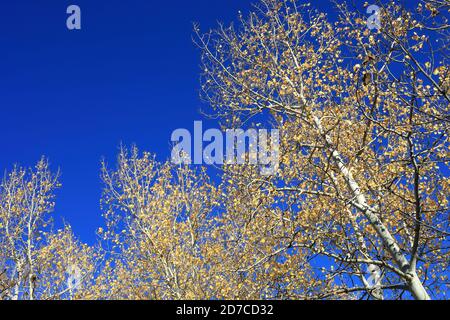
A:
[[1, 0, 449, 300]]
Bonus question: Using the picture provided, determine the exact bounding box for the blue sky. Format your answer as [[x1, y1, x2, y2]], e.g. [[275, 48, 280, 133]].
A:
[[0, 0, 354, 244], [0, 0, 248, 243]]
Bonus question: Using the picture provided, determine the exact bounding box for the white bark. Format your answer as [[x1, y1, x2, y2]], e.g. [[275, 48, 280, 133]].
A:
[[313, 116, 430, 300]]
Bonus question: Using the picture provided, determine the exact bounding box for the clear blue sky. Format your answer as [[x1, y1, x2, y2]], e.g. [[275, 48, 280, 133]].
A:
[[0, 0, 348, 244], [0, 0, 259, 244]]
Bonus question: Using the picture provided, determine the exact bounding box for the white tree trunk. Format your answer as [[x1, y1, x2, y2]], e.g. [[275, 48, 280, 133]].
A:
[[313, 116, 430, 300]]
